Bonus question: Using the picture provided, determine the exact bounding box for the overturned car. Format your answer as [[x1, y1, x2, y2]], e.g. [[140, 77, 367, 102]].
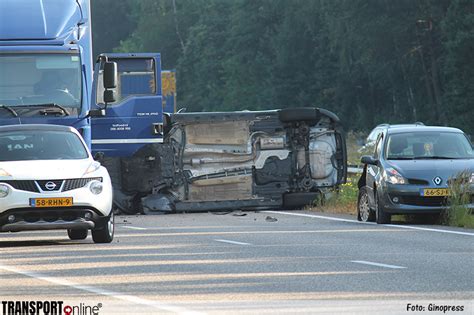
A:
[[113, 107, 347, 213]]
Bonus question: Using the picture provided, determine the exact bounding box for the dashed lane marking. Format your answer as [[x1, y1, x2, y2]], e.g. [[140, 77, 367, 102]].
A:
[[351, 260, 406, 269], [214, 239, 252, 246]]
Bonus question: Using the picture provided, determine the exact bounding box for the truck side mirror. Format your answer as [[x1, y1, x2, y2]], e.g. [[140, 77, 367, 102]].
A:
[[103, 61, 117, 89], [103, 89, 116, 104]]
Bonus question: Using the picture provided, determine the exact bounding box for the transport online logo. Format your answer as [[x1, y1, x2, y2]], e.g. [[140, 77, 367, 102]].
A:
[[1, 301, 102, 315]]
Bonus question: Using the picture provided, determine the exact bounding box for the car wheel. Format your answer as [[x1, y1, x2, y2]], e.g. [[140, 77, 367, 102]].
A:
[[67, 229, 88, 240], [357, 187, 375, 222], [375, 191, 391, 224], [92, 212, 114, 243]]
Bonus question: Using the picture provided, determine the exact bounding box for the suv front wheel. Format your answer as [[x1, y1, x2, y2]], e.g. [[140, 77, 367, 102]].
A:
[[92, 212, 114, 243]]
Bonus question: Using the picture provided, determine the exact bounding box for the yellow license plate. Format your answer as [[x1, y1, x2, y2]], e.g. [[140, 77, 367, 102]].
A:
[[421, 188, 450, 197], [30, 197, 73, 207]]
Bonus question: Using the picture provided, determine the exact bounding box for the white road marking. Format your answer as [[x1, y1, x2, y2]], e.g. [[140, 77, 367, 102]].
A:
[[122, 226, 148, 230], [264, 211, 474, 236], [0, 263, 203, 315], [385, 224, 474, 236], [351, 260, 406, 269], [91, 138, 163, 144], [214, 239, 252, 246]]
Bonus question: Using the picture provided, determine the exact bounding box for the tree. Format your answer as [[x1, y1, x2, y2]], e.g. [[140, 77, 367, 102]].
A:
[[91, 0, 136, 58]]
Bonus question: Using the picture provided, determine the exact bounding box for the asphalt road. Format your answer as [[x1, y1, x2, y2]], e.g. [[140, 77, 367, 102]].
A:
[[0, 210, 473, 315]]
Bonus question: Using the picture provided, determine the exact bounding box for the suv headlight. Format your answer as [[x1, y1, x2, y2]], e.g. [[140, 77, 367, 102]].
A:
[[383, 167, 407, 185], [89, 180, 103, 195], [0, 184, 10, 198]]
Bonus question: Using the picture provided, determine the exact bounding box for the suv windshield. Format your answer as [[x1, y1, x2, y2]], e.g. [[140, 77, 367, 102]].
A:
[[386, 132, 474, 160], [0, 54, 81, 109], [0, 130, 88, 161]]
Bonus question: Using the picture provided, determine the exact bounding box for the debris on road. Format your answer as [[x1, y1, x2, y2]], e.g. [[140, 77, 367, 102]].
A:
[[232, 212, 248, 217], [265, 216, 278, 222]]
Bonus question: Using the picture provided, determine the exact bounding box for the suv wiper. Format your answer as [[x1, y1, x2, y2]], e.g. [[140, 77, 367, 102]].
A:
[[387, 157, 414, 160], [16, 103, 70, 116], [0, 104, 19, 117], [413, 156, 459, 160]]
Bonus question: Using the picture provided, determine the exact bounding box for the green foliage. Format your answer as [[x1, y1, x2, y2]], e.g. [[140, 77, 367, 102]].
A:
[[92, 0, 474, 135], [317, 175, 359, 215], [91, 0, 136, 58], [442, 0, 474, 136], [444, 171, 474, 228]]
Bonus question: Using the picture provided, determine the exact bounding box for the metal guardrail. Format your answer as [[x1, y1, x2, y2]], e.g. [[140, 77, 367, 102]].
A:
[[347, 165, 363, 174]]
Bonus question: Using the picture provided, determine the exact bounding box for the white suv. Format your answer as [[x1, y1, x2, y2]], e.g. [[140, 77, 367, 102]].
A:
[[0, 124, 114, 243]]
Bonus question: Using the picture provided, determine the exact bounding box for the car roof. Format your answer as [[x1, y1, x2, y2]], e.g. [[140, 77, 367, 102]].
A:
[[376, 123, 424, 128], [0, 124, 76, 133], [386, 126, 464, 135]]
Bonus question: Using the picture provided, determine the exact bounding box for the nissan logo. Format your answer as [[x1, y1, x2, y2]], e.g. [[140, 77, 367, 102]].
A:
[[45, 181, 57, 190], [433, 176, 442, 186]]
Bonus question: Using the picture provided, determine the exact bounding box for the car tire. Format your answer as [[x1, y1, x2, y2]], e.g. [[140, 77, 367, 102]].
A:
[[278, 108, 320, 124], [92, 212, 114, 243], [67, 229, 88, 240], [375, 191, 391, 224], [357, 187, 375, 222]]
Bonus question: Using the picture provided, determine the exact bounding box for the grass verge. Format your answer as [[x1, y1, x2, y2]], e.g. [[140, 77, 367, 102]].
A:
[[443, 171, 474, 229]]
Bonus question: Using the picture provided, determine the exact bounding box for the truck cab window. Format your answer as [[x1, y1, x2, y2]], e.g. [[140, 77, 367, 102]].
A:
[[0, 54, 81, 109], [96, 58, 156, 105]]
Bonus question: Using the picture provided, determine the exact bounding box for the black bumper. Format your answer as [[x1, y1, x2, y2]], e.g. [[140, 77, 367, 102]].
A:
[[0, 207, 109, 232]]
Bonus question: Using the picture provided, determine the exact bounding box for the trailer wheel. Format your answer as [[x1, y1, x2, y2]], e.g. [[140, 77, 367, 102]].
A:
[[278, 108, 320, 124]]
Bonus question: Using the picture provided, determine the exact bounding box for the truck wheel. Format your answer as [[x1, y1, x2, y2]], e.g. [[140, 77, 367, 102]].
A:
[[357, 187, 375, 222], [92, 212, 114, 243], [67, 229, 88, 240], [278, 108, 320, 124], [375, 193, 391, 224]]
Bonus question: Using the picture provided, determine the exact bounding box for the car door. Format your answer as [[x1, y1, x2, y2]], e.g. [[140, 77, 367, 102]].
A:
[[366, 133, 384, 208]]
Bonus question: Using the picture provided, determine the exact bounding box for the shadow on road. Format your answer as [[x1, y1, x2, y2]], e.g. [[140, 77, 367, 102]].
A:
[[0, 240, 85, 248]]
